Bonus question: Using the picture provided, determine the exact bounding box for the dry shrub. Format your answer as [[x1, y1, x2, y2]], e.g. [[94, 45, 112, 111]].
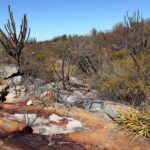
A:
[[95, 49, 150, 106], [112, 49, 128, 59], [23, 50, 56, 81]]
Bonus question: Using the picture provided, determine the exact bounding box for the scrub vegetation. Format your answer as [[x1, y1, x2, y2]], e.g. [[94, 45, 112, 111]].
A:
[[0, 7, 149, 139]]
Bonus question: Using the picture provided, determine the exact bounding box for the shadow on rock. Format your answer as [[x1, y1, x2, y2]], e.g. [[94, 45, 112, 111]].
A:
[[1, 133, 86, 150]]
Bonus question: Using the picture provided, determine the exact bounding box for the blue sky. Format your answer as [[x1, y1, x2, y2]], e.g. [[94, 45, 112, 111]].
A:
[[0, 0, 149, 41]]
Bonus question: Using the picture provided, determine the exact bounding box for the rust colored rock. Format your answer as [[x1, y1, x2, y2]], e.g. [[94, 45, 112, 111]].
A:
[[0, 80, 8, 89], [0, 103, 150, 150], [0, 103, 104, 128], [0, 103, 56, 115], [49, 134, 86, 150], [69, 128, 150, 150], [0, 117, 26, 133], [62, 107, 104, 128], [0, 133, 86, 150], [1, 133, 49, 150]]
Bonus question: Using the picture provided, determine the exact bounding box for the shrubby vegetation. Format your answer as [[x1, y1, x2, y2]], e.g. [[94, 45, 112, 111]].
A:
[[0, 8, 149, 138], [1, 9, 150, 106]]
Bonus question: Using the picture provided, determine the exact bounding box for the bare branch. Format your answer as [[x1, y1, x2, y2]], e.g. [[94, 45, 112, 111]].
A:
[[0, 5, 30, 73]]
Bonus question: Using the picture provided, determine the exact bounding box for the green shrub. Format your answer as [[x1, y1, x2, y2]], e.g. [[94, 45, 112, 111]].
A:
[[116, 107, 150, 139]]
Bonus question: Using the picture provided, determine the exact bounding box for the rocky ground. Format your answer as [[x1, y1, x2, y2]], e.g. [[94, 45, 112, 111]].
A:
[[0, 65, 149, 150]]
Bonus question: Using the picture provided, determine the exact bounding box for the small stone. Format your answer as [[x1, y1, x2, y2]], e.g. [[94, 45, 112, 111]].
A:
[[26, 100, 33, 106], [66, 120, 82, 129], [16, 85, 27, 92], [70, 77, 83, 85], [20, 85, 27, 92]]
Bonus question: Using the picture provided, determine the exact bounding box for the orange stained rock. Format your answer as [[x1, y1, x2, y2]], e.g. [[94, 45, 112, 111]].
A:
[[0, 117, 26, 133], [0, 104, 104, 128], [55, 107, 104, 128], [68, 127, 150, 150], [0, 79, 8, 86], [69, 128, 109, 145], [0, 103, 150, 150]]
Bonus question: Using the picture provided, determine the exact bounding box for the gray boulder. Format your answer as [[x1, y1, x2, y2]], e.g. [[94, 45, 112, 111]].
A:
[[0, 65, 18, 79]]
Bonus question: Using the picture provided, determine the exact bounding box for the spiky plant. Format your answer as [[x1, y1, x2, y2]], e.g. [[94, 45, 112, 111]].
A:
[[116, 107, 150, 139]]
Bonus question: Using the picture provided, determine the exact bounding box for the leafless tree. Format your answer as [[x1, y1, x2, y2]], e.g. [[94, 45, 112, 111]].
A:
[[0, 5, 30, 74]]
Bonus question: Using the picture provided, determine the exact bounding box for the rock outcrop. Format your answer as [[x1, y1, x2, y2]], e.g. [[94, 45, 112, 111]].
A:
[[0, 103, 149, 150], [0, 65, 149, 150]]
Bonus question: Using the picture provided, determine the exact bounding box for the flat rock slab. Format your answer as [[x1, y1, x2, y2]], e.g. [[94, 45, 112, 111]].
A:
[[8, 113, 85, 135], [0, 103, 149, 150]]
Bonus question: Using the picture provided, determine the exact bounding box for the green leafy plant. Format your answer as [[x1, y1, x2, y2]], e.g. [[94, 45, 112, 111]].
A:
[[116, 108, 150, 139]]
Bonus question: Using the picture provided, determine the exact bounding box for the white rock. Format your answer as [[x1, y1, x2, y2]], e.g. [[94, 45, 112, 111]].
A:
[[35, 125, 69, 135], [21, 86, 27, 92], [49, 114, 63, 123], [16, 85, 27, 92], [26, 100, 33, 106], [0, 66, 18, 78], [66, 91, 83, 104], [7, 113, 85, 136], [66, 120, 82, 129], [6, 92, 18, 99], [9, 113, 49, 126], [5, 92, 26, 103], [70, 77, 83, 85], [8, 76, 22, 85]]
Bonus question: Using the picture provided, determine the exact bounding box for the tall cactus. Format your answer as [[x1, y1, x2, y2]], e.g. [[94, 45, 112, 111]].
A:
[[0, 5, 30, 73]]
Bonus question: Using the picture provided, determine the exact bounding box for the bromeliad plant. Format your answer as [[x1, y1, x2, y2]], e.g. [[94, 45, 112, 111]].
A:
[[116, 107, 150, 139]]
